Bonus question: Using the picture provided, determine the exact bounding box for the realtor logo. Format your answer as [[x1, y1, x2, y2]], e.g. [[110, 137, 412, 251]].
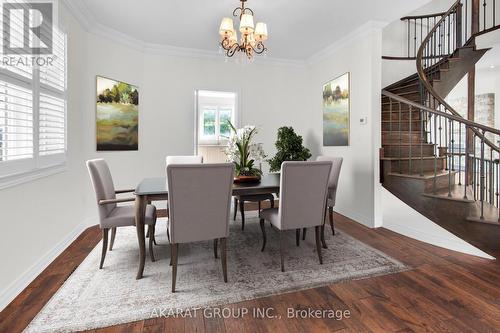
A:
[[2, 1, 53, 55]]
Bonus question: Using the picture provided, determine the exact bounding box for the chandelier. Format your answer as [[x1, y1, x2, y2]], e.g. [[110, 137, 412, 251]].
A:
[[218, 0, 268, 60]]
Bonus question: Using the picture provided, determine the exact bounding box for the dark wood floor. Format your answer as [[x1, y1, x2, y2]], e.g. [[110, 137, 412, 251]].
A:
[[1, 212, 500, 333]]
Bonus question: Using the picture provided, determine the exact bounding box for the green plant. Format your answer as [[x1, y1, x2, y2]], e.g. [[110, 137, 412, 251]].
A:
[[268, 127, 312, 172], [224, 122, 266, 177]]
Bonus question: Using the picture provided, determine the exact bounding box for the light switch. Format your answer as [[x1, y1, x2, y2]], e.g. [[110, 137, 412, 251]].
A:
[[360, 117, 368, 125]]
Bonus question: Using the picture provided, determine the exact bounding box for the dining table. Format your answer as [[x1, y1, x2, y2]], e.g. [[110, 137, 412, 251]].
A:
[[133, 173, 327, 279]]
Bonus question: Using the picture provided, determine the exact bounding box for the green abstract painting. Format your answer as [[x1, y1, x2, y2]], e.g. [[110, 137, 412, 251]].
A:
[[96, 76, 138, 151], [323, 72, 350, 146]]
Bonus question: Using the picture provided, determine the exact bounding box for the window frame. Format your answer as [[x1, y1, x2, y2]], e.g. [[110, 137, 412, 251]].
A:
[[0, 25, 67, 190], [195, 90, 239, 148]]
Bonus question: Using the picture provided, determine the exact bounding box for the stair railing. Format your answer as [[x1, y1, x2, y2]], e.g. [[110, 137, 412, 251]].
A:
[[382, 90, 500, 221], [413, 0, 500, 220]]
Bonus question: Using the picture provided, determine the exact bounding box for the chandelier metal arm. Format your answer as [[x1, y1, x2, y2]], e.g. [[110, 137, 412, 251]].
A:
[[250, 41, 266, 54]]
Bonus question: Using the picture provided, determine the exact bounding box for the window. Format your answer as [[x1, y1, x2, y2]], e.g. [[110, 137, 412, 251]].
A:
[[196, 90, 237, 145], [0, 8, 67, 184]]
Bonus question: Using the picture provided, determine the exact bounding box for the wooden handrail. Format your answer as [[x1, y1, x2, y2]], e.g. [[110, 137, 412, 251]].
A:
[[401, 12, 447, 21]]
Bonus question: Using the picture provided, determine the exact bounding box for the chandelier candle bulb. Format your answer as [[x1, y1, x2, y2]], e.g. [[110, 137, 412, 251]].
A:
[[255, 23, 268, 41], [239, 13, 255, 34], [219, 17, 234, 37]]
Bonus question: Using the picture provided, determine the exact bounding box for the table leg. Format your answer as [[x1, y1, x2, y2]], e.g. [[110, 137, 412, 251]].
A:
[[135, 195, 147, 279]]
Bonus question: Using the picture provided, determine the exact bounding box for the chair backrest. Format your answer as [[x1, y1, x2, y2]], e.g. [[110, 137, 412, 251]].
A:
[[278, 161, 332, 230], [166, 155, 203, 167], [316, 156, 343, 202], [167, 163, 234, 244], [86, 159, 116, 224]]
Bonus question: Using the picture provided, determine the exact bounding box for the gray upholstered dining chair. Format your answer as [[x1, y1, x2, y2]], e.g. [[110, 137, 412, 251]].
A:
[[164, 155, 203, 241], [167, 163, 234, 292], [86, 159, 157, 269], [316, 156, 343, 236], [259, 161, 332, 272]]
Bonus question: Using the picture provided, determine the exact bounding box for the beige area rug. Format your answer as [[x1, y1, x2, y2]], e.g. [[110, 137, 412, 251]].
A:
[[25, 213, 407, 332]]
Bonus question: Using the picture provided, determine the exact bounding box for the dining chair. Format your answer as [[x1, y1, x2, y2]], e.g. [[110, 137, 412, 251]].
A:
[[259, 161, 332, 272], [233, 194, 274, 230], [164, 155, 203, 241], [316, 156, 343, 236], [167, 163, 234, 292], [86, 159, 157, 269]]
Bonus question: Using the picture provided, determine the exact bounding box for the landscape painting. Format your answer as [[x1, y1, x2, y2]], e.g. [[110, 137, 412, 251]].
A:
[[96, 76, 139, 151], [323, 72, 350, 146]]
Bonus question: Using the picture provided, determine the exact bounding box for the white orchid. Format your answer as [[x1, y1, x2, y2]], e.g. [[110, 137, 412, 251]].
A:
[[224, 122, 266, 177]]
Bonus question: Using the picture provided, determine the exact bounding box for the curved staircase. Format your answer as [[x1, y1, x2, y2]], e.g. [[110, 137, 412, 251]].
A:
[[381, 0, 500, 255]]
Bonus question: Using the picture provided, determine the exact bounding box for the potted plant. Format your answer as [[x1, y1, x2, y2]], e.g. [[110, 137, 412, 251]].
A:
[[224, 122, 266, 183], [268, 126, 312, 172]]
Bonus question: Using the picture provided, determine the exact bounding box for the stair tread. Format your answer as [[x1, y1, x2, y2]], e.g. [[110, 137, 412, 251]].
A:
[[381, 156, 444, 161], [381, 119, 422, 122], [388, 170, 453, 180], [383, 143, 436, 146], [467, 201, 500, 225], [422, 184, 475, 203]]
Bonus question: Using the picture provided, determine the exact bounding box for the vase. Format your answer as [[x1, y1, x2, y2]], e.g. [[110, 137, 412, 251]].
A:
[[234, 175, 261, 184]]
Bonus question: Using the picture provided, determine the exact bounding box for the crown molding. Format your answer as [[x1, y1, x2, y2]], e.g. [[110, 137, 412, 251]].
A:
[[305, 20, 388, 66], [60, 0, 305, 68], [61, 0, 385, 68]]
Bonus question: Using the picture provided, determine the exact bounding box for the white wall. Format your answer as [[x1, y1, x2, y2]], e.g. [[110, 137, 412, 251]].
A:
[[0, 4, 89, 309], [305, 27, 383, 227]]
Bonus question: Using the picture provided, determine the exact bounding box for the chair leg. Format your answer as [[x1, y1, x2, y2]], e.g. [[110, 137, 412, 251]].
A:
[[100, 228, 109, 269], [240, 200, 245, 230], [149, 225, 155, 262], [329, 206, 335, 235], [279, 231, 285, 272], [315, 226, 323, 265], [321, 225, 328, 249], [302, 228, 307, 240], [146, 225, 149, 238], [270, 197, 275, 208], [171, 243, 178, 292], [296, 229, 300, 246], [166, 223, 171, 243], [258, 201, 261, 212], [233, 198, 238, 221], [109, 227, 116, 251], [221, 238, 228, 283], [260, 218, 266, 252], [214, 239, 218, 259]]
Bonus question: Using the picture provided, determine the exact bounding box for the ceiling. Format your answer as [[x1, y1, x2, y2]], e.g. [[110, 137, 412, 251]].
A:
[[74, 0, 432, 60]]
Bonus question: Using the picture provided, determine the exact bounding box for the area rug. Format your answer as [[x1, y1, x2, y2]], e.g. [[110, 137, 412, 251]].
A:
[[25, 214, 407, 332]]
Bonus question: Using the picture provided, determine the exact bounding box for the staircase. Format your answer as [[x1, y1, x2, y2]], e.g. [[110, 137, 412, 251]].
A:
[[381, 0, 500, 255]]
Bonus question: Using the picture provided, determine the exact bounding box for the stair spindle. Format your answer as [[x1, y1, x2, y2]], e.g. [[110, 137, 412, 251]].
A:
[[480, 130, 486, 219], [409, 105, 413, 174], [448, 119, 453, 197]]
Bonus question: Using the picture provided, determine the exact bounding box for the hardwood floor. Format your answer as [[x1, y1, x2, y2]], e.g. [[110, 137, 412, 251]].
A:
[[1, 212, 499, 333]]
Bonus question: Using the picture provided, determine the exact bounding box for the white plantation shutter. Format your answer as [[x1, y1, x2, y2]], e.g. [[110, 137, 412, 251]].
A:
[[40, 29, 66, 91], [0, 82, 34, 161], [0, 4, 67, 182], [39, 93, 65, 156]]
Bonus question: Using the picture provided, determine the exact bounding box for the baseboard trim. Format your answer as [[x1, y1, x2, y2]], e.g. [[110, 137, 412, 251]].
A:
[[335, 206, 373, 229], [0, 219, 94, 311]]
